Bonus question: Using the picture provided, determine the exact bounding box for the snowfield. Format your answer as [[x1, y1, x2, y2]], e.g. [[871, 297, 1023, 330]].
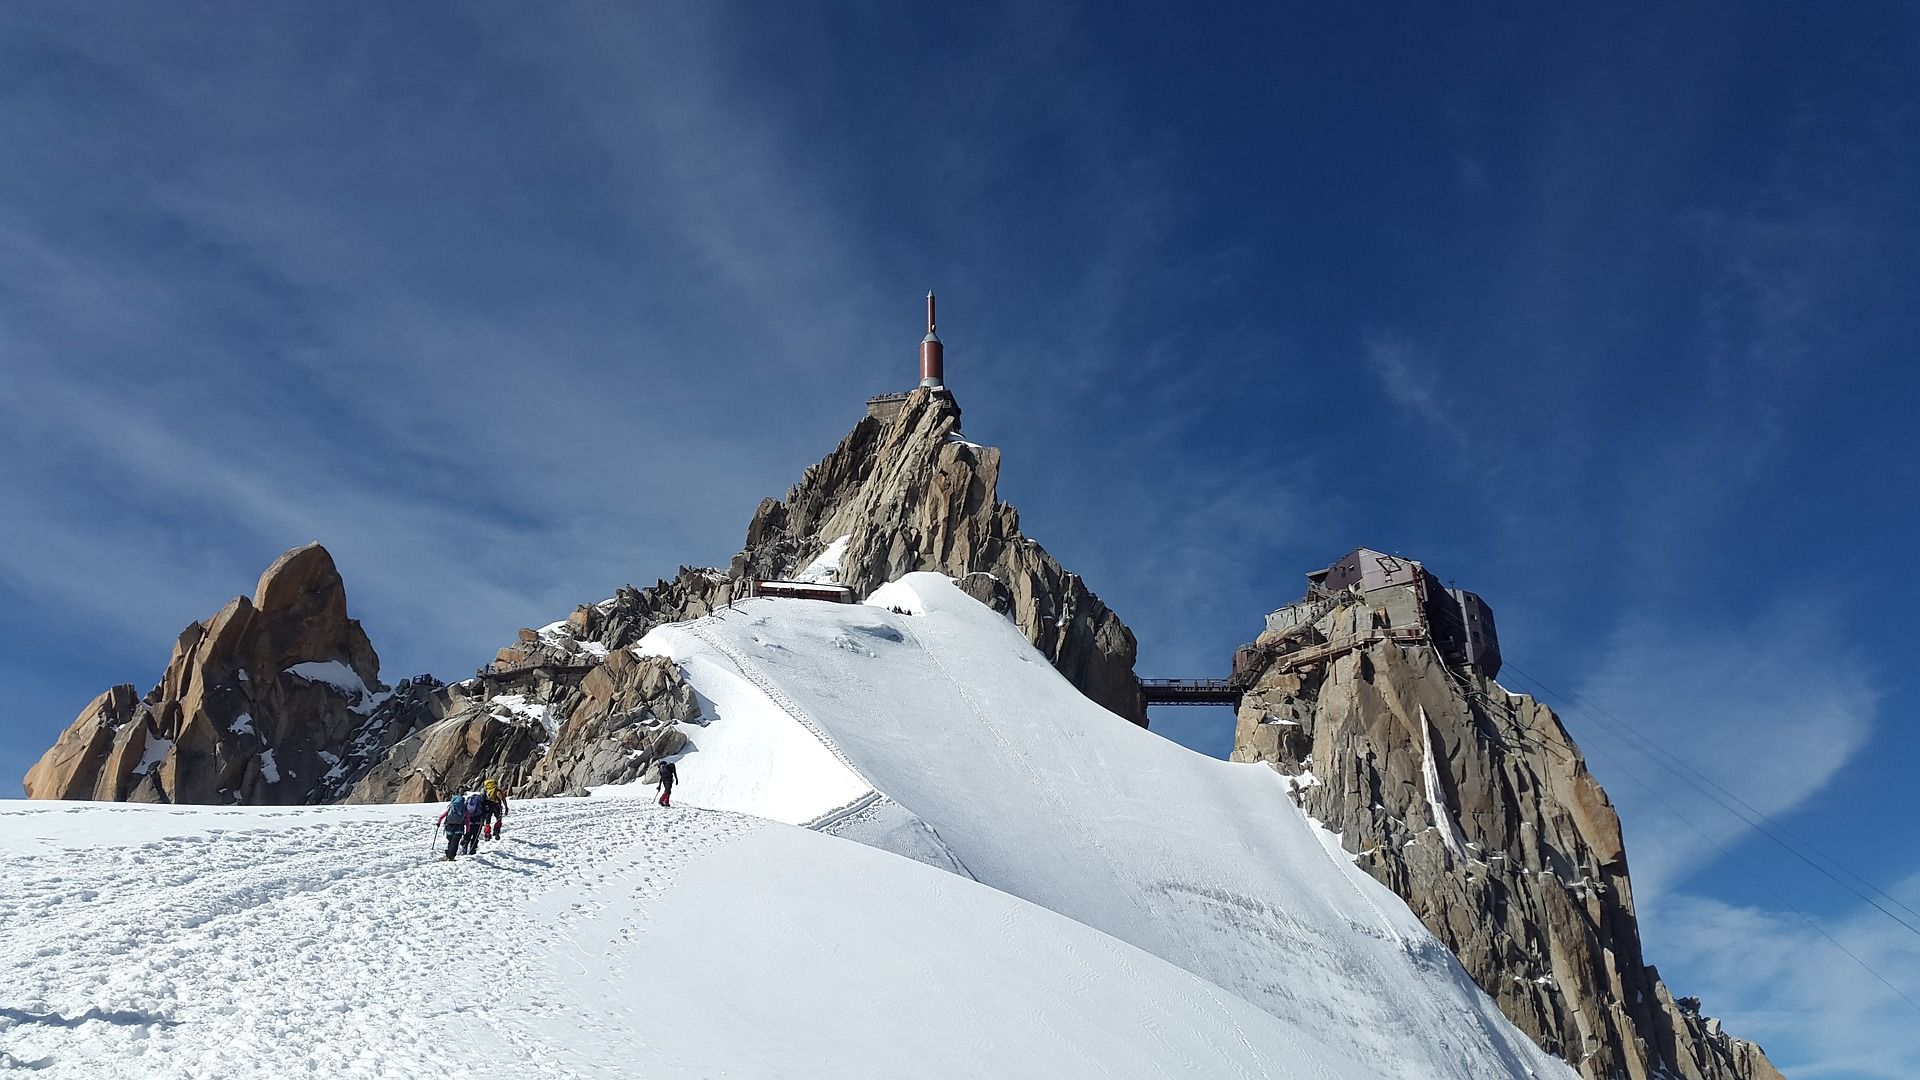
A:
[[2, 573, 1575, 1078]]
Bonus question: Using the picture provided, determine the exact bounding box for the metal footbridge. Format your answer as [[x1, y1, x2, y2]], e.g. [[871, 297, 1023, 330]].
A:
[[1138, 678, 1246, 707]]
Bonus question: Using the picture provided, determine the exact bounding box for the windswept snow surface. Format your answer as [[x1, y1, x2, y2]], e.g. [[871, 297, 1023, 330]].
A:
[[593, 645, 871, 825], [640, 574, 1573, 1080], [5, 799, 1415, 1079]]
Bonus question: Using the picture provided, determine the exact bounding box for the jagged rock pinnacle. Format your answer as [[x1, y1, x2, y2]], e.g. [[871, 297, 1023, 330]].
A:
[[1231, 593, 1784, 1080], [23, 543, 421, 804]]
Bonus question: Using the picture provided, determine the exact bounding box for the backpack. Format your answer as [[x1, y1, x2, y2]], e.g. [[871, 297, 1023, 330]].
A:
[[445, 796, 468, 826], [464, 792, 486, 820]]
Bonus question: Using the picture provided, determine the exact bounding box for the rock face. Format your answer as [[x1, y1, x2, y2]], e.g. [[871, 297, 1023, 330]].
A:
[[1230, 596, 1783, 1080], [731, 388, 1144, 722], [346, 650, 701, 803], [23, 544, 438, 805]]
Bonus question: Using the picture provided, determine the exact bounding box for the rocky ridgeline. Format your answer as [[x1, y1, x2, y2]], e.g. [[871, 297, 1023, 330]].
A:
[[344, 648, 702, 804], [25, 387, 1143, 806], [1230, 596, 1783, 1080], [23, 544, 433, 804]]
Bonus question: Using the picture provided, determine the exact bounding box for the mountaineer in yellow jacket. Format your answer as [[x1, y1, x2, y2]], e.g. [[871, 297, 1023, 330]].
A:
[[481, 778, 509, 841]]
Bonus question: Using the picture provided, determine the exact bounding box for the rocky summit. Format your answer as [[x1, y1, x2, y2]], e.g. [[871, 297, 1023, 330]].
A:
[[1231, 588, 1783, 1080], [733, 388, 1144, 722]]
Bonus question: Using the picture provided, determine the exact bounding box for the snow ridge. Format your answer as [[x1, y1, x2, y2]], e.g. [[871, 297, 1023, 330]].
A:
[[638, 573, 1573, 1080]]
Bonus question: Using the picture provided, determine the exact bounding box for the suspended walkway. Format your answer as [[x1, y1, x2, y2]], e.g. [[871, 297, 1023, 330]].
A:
[[1138, 678, 1245, 707]]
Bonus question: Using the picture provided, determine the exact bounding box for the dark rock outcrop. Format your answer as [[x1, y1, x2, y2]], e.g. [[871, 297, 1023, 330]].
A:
[[23, 544, 437, 805], [344, 705, 547, 805], [1231, 596, 1783, 1080], [346, 651, 701, 803]]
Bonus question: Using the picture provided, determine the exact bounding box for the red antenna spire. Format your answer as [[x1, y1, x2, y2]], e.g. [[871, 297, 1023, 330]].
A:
[[919, 290, 945, 389]]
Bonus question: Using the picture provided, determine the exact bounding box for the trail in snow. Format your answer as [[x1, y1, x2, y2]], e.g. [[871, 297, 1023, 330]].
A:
[[1, 800, 751, 1078], [1, 795, 1405, 1079]]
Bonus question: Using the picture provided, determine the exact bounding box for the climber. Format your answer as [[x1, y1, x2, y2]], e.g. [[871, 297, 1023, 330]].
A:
[[461, 790, 487, 855], [657, 759, 679, 808], [482, 778, 509, 841], [435, 793, 470, 862]]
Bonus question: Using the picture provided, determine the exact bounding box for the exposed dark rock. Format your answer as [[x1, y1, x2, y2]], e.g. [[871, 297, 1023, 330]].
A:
[[344, 706, 547, 805], [541, 389, 1142, 723], [346, 651, 700, 803]]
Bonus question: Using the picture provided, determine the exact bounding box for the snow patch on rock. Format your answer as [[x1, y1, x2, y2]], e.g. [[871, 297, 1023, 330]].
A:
[[285, 661, 388, 715], [794, 534, 853, 584], [132, 737, 173, 777]]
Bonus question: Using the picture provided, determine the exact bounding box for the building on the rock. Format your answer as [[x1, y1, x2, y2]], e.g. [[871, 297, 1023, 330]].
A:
[[1265, 547, 1501, 678], [868, 291, 950, 421], [749, 580, 857, 604]]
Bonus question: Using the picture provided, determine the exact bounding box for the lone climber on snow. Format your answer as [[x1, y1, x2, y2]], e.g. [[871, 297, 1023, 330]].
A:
[[657, 760, 679, 808]]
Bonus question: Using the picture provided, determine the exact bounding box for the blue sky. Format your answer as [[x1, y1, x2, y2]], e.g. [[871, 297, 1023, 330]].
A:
[[3, 3, 1916, 1074]]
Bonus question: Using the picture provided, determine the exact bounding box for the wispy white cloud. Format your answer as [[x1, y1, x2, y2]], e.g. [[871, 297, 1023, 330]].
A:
[[1570, 595, 1880, 901], [0, 2, 1190, 746], [0, 7, 877, 704], [1361, 331, 1467, 447], [1653, 883, 1920, 1079]]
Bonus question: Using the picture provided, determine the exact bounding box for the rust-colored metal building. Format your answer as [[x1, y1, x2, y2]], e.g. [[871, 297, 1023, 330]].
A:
[[1281, 546, 1502, 678]]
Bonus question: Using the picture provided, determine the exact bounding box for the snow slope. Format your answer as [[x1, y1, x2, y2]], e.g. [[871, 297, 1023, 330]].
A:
[[5, 799, 1458, 1079], [3, 572, 1575, 1078], [640, 573, 1574, 1080]]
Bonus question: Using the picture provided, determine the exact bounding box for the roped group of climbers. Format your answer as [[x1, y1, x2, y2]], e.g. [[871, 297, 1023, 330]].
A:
[[435, 778, 511, 862], [432, 761, 683, 862]]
